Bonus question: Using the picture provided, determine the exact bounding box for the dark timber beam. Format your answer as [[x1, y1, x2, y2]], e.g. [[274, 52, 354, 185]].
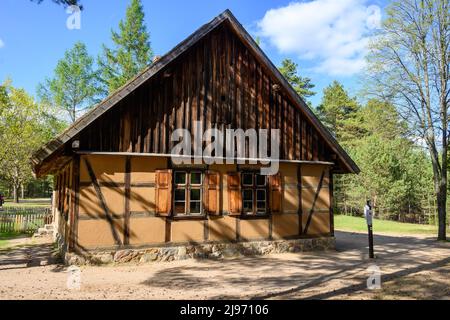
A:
[[303, 169, 325, 235], [84, 158, 123, 246]]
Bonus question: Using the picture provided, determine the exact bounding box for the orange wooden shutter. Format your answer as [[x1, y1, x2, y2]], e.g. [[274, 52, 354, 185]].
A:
[[204, 171, 220, 215], [155, 169, 172, 216], [269, 173, 282, 214], [227, 172, 241, 216]]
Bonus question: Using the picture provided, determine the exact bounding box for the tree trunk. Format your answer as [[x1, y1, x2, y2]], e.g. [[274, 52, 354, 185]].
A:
[[437, 183, 447, 241], [21, 184, 24, 199], [429, 140, 447, 241], [13, 184, 19, 203]]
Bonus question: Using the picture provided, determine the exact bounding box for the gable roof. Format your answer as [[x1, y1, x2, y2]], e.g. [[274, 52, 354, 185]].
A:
[[31, 9, 359, 175]]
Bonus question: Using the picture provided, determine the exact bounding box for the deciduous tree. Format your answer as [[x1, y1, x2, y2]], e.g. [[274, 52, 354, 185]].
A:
[[0, 81, 61, 202], [38, 42, 101, 123], [367, 0, 449, 240]]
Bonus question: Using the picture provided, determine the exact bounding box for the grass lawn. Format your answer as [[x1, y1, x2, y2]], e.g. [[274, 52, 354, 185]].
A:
[[0, 231, 25, 248], [335, 214, 448, 235], [2, 198, 51, 208]]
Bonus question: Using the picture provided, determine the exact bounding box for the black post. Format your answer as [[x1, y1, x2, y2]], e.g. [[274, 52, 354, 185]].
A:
[[368, 224, 374, 259]]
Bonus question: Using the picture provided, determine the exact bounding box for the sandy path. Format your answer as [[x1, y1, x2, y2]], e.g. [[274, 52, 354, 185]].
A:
[[0, 231, 449, 300]]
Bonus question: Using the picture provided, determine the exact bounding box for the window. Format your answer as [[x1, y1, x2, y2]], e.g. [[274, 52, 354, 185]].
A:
[[174, 171, 203, 216], [241, 172, 267, 215]]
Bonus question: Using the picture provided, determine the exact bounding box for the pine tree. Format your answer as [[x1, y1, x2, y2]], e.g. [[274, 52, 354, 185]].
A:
[[278, 58, 315, 100], [31, 0, 82, 9], [98, 0, 153, 93], [316, 81, 360, 143]]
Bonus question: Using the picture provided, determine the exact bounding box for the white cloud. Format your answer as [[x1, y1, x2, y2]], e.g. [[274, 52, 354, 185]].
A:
[[0, 38, 4, 49], [257, 0, 381, 76]]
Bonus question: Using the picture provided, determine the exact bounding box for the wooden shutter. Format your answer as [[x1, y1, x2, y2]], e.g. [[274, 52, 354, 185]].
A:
[[269, 173, 282, 214], [155, 169, 172, 216], [227, 172, 241, 216], [204, 171, 220, 215]]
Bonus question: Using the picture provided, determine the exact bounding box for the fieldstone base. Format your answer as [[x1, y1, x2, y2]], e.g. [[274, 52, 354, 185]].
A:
[[65, 237, 335, 266]]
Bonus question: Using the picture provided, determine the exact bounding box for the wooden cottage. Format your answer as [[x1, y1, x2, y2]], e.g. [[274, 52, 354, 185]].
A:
[[31, 10, 359, 261]]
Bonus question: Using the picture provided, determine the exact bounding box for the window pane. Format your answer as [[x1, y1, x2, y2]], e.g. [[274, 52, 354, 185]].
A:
[[256, 189, 266, 201], [190, 202, 201, 214], [242, 173, 253, 186], [175, 202, 186, 214], [174, 189, 186, 201], [257, 201, 266, 212], [256, 174, 266, 186], [175, 172, 186, 185], [190, 188, 201, 201], [243, 189, 253, 201], [243, 201, 253, 212], [190, 172, 202, 185]]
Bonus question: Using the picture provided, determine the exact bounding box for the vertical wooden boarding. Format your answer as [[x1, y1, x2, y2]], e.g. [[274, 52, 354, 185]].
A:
[[210, 31, 217, 127], [154, 79, 161, 153], [313, 133, 319, 161], [191, 48, 198, 132], [296, 111, 301, 160], [236, 42, 242, 129], [162, 78, 169, 154], [201, 41, 208, 134]]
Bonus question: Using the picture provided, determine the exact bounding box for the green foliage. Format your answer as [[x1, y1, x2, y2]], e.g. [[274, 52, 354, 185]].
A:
[[30, 0, 82, 9], [278, 58, 315, 101], [343, 135, 433, 220], [366, 0, 449, 239], [38, 42, 101, 123], [98, 0, 153, 94], [317, 82, 435, 223], [316, 81, 360, 143], [0, 81, 64, 202]]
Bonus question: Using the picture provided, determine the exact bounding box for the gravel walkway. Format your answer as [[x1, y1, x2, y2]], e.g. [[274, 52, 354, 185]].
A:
[[0, 231, 448, 300]]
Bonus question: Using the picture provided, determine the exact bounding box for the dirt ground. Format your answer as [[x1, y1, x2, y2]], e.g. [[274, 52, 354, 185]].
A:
[[0, 231, 449, 300]]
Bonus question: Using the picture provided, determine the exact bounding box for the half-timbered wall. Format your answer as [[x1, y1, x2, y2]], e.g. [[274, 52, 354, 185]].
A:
[[74, 155, 332, 250], [53, 160, 74, 250], [76, 22, 335, 164]]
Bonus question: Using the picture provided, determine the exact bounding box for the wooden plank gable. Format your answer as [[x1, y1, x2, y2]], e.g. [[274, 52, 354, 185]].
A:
[[75, 23, 334, 163], [31, 10, 359, 177]]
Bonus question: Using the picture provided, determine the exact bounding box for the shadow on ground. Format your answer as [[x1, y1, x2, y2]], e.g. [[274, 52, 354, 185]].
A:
[[1, 231, 449, 300], [0, 241, 62, 272], [140, 231, 450, 300]]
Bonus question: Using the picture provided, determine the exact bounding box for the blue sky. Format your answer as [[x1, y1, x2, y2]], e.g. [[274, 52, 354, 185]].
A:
[[0, 0, 387, 107]]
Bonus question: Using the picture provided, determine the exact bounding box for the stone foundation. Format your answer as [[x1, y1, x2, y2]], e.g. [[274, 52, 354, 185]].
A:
[[65, 237, 335, 265]]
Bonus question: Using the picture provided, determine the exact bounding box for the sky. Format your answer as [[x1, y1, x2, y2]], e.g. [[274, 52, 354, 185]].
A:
[[0, 0, 387, 107]]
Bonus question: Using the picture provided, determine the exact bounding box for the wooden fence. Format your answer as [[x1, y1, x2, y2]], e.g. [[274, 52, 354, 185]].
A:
[[0, 207, 52, 234]]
